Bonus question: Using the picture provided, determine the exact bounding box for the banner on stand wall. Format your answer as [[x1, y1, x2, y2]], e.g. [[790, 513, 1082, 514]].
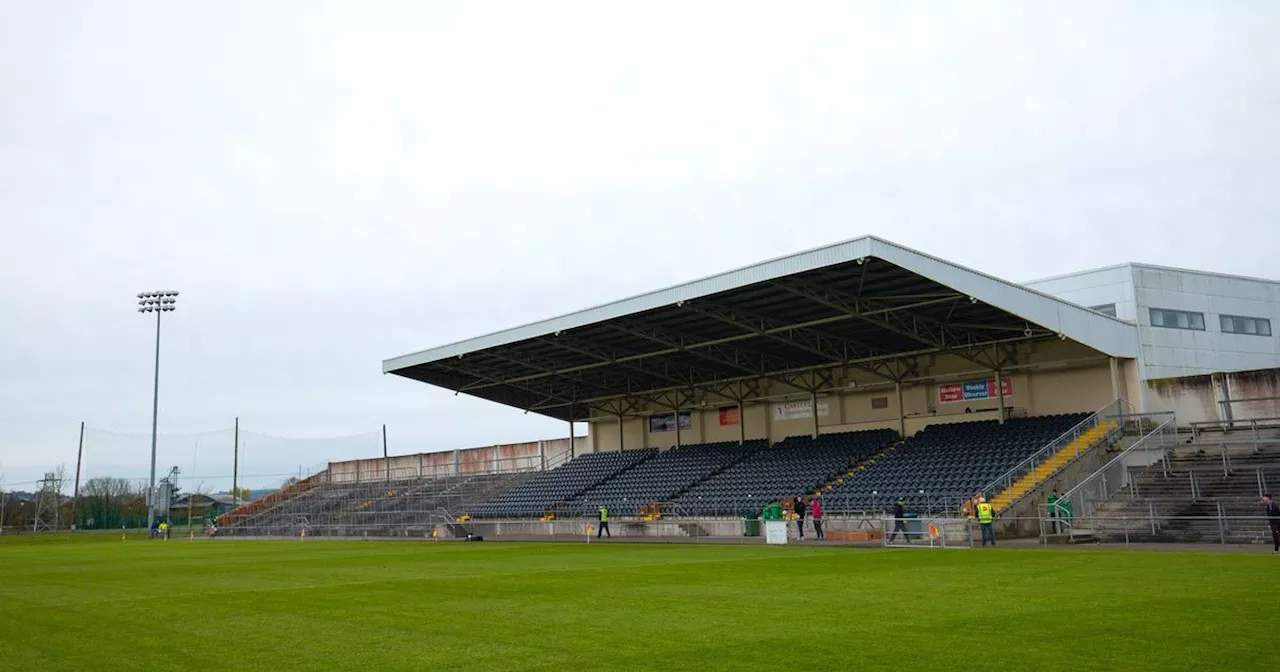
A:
[[771, 398, 830, 421], [937, 379, 1014, 404], [648, 412, 693, 433]]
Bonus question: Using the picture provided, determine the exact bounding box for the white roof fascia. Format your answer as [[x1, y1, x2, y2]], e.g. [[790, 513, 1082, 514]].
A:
[[383, 235, 1138, 372], [866, 239, 1137, 358]]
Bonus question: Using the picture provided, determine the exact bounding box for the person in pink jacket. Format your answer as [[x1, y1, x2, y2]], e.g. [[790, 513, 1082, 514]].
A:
[[810, 498, 825, 540]]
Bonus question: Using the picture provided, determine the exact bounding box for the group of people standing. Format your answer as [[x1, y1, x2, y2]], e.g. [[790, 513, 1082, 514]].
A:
[[148, 519, 171, 540], [790, 495, 824, 540]]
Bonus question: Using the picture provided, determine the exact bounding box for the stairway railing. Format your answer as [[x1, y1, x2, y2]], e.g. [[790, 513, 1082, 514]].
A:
[[979, 398, 1123, 503], [1059, 413, 1178, 518]]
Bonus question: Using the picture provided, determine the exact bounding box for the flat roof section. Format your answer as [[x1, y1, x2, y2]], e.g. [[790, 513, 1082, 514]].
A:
[[384, 236, 1138, 421]]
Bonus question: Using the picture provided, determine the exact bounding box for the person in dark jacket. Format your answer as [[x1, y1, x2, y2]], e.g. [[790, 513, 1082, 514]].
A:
[[888, 497, 910, 542], [810, 497, 825, 540], [792, 496, 806, 540], [1264, 494, 1280, 553]]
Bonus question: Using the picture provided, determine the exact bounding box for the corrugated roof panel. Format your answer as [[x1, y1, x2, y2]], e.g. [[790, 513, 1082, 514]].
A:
[[383, 235, 1137, 372]]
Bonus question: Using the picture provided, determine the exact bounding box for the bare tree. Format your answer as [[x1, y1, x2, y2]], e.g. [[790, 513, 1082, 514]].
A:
[[49, 464, 68, 495], [81, 477, 144, 529]]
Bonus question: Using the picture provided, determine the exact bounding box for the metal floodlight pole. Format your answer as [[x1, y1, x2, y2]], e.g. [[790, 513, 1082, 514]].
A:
[[137, 290, 178, 533]]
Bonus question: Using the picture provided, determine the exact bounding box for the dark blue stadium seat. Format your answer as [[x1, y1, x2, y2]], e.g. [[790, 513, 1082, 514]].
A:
[[671, 429, 898, 516], [469, 449, 654, 518], [819, 414, 1088, 513], [573, 440, 766, 516]]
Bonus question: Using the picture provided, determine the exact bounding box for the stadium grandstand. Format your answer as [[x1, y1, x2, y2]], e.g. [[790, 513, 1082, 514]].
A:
[[217, 236, 1280, 543]]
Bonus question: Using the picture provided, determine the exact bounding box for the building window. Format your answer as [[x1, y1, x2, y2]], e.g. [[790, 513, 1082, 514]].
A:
[[1220, 314, 1272, 337], [1089, 303, 1117, 317], [1149, 308, 1205, 331], [871, 396, 889, 410]]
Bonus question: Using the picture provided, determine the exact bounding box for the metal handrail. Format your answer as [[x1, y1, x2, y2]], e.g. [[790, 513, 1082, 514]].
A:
[[1059, 415, 1177, 512], [978, 398, 1119, 499], [1191, 416, 1280, 440]]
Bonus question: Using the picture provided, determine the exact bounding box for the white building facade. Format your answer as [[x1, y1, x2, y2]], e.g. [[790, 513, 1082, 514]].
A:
[[1026, 264, 1280, 422]]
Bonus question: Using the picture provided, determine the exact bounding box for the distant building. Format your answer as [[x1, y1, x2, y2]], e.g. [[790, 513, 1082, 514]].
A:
[[169, 493, 238, 523]]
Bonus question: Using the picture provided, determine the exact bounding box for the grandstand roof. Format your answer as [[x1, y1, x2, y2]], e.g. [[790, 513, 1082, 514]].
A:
[[384, 236, 1138, 421]]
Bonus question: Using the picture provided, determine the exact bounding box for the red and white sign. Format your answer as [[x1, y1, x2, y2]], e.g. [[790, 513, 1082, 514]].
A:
[[937, 379, 1013, 404], [718, 406, 740, 426]]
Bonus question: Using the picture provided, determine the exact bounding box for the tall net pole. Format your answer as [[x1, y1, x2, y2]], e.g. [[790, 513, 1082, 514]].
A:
[[72, 421, 84, 531], [232, 417, 239, 506]]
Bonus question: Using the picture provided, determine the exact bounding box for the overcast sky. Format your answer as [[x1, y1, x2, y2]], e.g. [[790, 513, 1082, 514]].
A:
[[1, 2, 1277, 490]]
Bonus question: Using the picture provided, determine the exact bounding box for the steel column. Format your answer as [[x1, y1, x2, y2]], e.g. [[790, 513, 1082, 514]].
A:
[[895, 382, 905, 438], [232, 417, 239, 505], [738, 400, 745, 445], [146, 308, 162, 532], [811, 390, 819, 439], [995, 368, 1006, 425]]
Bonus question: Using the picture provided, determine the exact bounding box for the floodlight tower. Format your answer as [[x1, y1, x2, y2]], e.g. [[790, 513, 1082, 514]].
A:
[[138, 290, 178, 532]]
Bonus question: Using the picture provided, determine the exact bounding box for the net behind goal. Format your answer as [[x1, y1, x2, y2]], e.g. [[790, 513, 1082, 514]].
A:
[[880, 517, 974, 549]]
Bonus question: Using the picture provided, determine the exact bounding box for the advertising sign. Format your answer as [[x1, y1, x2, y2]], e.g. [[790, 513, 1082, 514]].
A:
[[648, 411, 693, 433], [772, 398, 830, 421], [937, 379, 1013, 404]]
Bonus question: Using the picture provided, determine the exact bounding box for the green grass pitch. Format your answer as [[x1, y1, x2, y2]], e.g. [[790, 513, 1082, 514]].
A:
[[2, 533, 1277, 671]]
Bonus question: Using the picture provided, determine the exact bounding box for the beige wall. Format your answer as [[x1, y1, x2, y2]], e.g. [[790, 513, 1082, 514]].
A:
[[586, 349, 1122, 448], [1026, 364, 1113, 415], [1123, 358, 1143, 411]]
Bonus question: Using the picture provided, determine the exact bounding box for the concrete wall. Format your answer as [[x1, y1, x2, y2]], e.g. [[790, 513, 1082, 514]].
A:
[[1146, 367, 1280, 425], [326, 435, 587, 484]]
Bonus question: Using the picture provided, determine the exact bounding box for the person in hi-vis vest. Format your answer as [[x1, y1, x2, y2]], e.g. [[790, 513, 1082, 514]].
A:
[[976, 496, 996, 547], [597, 506, 611, 538]]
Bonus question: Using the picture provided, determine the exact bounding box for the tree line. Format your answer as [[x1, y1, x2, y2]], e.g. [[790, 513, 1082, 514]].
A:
[[1, 471, 256, 532]]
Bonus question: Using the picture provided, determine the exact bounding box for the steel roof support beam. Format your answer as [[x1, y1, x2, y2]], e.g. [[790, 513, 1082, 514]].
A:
[[682, 298, 901, 382], [453, 352, 617, 397], [431, 361, 586, 406], [524, 333, 1044, 414], [536, 334, 710, 389], [771, 276, 999, 366], [963, 342, 1020, 371], [608, 319, 768, 378], [475, 349, 621, 394], [454, 312, 864, 393]]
